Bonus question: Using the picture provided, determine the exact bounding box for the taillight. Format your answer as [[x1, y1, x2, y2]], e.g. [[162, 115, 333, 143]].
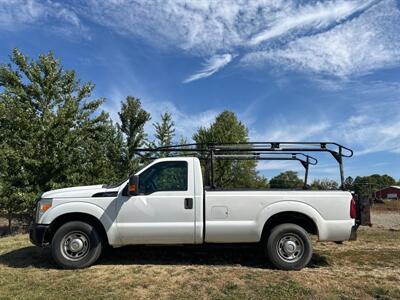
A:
[[350, 198, 356, 219]]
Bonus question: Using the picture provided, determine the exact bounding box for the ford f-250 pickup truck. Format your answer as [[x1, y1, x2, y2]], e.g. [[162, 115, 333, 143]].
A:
[[30, 142, 362, 270]]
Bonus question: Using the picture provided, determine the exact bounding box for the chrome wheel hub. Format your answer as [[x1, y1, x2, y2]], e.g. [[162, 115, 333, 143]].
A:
[[61, 231, 90, 261], [276, 233, 304, 263], [69, 238, 84, 252], [283, 240, 296, 254]]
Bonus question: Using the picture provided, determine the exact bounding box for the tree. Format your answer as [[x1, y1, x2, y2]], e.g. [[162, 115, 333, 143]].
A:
[[353, 174, 396, 198], [270, 171, 303, 189], [193, 111, 268, 188], [153, 112, 175, 156], [353, 176, 370, 197], [310, 178, 339, 190], [118, 96, 151, 174], [343, 176, 354, 191], [0, 49, 119, 231]]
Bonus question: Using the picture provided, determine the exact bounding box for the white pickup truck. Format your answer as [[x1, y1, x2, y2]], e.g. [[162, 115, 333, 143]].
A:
[[30, 145, 359, 270]]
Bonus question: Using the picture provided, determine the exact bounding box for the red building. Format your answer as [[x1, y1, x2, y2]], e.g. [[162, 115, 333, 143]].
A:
[[375, 186, 400, 200]]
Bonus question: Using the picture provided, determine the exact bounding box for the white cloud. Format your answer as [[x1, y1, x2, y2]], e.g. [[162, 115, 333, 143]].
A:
[[83, 0, 400, 80], [183, 54, 233, 83], [248, 0, 376, 46], [254, 113, 400, 156], [250, 80, 400, 156], [243, 0, 400, 78], [0, 0, 87, 37], [74, 0, 250, 54], [0, 0, 44, 29], [335, 106, 400, 155], [250, 119, 331, 142], [3, 0, 400, 79]]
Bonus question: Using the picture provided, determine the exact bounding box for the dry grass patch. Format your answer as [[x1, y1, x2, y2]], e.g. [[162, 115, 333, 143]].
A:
[[0, 225, 399, 299], [372, 200, 400, 212]]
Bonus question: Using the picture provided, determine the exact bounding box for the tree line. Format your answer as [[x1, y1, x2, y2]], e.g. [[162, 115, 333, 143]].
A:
[[0, 49, 398, 232]]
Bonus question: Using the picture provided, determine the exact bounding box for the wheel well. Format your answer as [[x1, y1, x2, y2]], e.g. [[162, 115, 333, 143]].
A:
[[45, 213, 109, 246], [261, 211, 318, 240]]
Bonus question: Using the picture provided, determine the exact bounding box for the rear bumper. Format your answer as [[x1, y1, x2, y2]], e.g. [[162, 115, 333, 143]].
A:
[[29, 223, 49, 247], [349, 225, 358, 241]]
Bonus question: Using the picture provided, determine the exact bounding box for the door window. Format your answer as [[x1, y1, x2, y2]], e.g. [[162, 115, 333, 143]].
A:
[[139, 161, 188, 194]]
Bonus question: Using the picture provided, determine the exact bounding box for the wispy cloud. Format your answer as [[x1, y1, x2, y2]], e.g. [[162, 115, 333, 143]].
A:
[[183, 54, 233, 83], [251, 80, 400, 155], [0, 0, 87, 37], [248, 0, 377, 46], [0, 0, 44, 30], [250, 120, 331, 142], [80, 0, 400, 80], [243, 0, 400, 78], [3, 0, 400, 80]]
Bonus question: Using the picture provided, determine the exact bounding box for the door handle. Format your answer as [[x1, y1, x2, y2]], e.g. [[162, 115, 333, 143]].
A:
[[184, 198, 193, 209]]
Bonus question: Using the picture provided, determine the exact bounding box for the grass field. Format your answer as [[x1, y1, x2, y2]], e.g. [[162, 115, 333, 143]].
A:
[[0, 214, 399, 299]]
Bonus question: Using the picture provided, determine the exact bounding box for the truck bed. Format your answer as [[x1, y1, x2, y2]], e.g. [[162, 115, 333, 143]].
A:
[[204, 190, 354, 243]]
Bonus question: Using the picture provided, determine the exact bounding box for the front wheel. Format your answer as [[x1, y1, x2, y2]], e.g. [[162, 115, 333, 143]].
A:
[[264, 223, 312, 270], [51, 221, 103, 269]]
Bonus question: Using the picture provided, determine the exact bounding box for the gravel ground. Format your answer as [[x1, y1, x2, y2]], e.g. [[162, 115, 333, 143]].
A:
[[371, 211, 400, 229]]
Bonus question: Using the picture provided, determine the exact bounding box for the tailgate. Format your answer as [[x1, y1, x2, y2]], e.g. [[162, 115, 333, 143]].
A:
[[355, 195, 372, 226]]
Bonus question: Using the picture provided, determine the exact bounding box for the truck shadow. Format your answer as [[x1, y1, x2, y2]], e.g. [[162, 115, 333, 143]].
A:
[[0, 244, 329, 269]]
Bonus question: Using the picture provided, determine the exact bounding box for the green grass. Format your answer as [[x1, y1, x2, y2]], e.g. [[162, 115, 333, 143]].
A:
[[0, 227, 399, 299]]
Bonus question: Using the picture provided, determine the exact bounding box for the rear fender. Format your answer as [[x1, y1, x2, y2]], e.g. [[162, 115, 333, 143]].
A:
[[256, 201, 325, 240]]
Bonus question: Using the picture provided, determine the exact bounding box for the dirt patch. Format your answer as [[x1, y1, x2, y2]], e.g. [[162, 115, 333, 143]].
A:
[[371, 210, 400, 230], [372, 200, 400, 212], [0, 217, 30, 237]]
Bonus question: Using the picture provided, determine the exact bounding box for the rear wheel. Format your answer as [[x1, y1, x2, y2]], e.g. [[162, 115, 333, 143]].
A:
[[265, 223, 312, 270], [51, 221, 103, 269]]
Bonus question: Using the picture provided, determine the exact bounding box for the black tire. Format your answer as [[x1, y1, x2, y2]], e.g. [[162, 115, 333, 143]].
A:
[[264, 223, 312, 270], [51, 221, 103, 269]]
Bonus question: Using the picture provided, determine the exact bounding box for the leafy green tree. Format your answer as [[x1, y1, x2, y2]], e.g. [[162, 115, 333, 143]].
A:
[[270, 171, 303, 189], [353, 174, 396, 198], [310, 178, 339, 190], [153, 112, 175, 156], [0, 49, 120, 231], [193, 111, 268, 188], [353, 176, 370, 197], [343, 176, 354, 191], [118, 96, 151, 173]]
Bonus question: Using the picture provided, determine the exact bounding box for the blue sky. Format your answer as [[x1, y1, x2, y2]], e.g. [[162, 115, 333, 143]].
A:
[[1, 0, 400, 181]]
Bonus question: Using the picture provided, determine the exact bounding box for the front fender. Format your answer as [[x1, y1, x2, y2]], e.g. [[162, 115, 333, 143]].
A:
[[40, 202, 119, 245], [256, 201, 327, 240]]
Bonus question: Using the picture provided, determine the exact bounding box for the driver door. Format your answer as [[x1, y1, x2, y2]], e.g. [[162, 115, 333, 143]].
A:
[[116, 159, 195, 244]]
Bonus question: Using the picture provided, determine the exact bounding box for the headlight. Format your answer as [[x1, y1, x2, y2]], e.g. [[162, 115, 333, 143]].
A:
[[36, 199, 52, 223]]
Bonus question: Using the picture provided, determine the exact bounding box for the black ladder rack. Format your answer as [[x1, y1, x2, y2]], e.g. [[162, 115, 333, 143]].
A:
[[134, 142, 353, 190]]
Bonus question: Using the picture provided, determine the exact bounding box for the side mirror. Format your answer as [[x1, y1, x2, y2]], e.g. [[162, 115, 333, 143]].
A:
[[128, 175, 139, 196]]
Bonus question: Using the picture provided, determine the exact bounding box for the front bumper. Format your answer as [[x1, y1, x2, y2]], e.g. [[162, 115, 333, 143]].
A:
[[349, 225, 358, 241], [29, 223, 49, 247]]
